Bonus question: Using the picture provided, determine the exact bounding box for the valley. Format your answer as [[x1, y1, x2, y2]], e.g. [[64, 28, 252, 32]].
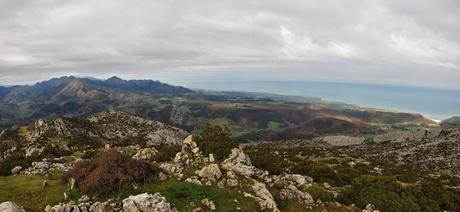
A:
[[0, 77, 437, 141]]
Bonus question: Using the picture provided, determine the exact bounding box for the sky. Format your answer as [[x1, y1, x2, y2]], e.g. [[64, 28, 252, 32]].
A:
[[0, 0, 459, 89]]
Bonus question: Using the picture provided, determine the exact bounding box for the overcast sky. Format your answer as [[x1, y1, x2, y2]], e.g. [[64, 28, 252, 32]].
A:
[[0, 0, 459, 89]]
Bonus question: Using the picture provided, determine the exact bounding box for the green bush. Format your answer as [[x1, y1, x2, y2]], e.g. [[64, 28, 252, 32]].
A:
[[246, 148, 288, 175], [338, 176, 451, 211], [42, 145, 72, 158], [193, 123, 239, 161], [292, 161, 352, 187], [420, 180, 460, 211], [305, 184, 334, 202], [0, 152, 36, 176]]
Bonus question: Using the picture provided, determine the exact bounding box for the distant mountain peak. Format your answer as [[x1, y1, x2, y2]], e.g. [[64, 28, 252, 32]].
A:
[[107, 76, 124, 82]]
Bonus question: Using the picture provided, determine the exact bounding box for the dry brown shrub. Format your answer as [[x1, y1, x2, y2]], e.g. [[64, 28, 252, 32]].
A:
[[62, 150, 160, 195]]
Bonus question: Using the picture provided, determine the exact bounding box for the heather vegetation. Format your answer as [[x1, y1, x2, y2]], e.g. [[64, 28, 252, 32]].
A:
[[339, 176, 460, 211], [244, 141, 460, 211], [61, 150, 160, 196]]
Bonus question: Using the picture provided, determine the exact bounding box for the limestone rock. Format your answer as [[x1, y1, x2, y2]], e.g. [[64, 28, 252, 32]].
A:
[[0, 201, 25, 212], [201, 199, 216, 211], [226, 171, 236, 179], [273, 173, 313, 189], [174, 135, 204, 165], [226, 179, 239, 187], [159, 162, 183, 176], [185, 176, 202, 185], [197, 163, 222, 181], [208, 154, 215, 163], [10, 166, 22, 175], [221, 148, 256, 177], [24, 144, 45, 157], [47, 201, 105, 212], [21, 161, 69, 175], [280, 185, 314, 205], [362, 203, 379, 212], [133, 148, 158, 160], [78, 195, 91, 203], [316, 135, 365, 146], [26, 110, 189, 147], [251, 181, 280, 212], [122, 193, 177, 212]]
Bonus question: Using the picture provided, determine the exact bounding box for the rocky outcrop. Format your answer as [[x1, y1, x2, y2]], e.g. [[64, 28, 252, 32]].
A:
[[26, 110, 189, 147], [196, 163, 222, 181], [280, 185, 314, 205], [159, 162, 183, 176], [24, 144, 46, 157], [132, 148, 158, 160], [28, 118, 74, 142], [251, 181, 280, 212], [10, 166, 22, 175], [47, 195, 105, 212], [350, 128, 460, 175], [0, 201, 25, 212], [174, 135, 204, 165], [88, 110, 188, 147], [315, 135, 366, 146], [273, 173, 313, 189], [21, 161, 70, 175], [47, 202, 105, 212], [185, 176, 202, 185], [221, 148, 256, 177], [201, 198, 216, 211], [122, 193, 177, 212], [362, 203, 379, 212]]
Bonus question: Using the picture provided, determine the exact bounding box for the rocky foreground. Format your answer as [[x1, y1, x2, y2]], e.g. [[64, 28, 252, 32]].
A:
[[0, 111, 459, 211], [0, 134, 330, 212]]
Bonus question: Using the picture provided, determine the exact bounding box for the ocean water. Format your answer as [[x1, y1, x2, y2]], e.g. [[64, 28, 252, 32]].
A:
[[173, 80, 460, 121]]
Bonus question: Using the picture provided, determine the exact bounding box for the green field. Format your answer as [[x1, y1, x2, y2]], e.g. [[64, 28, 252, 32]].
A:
[[0, 174, 80, 212]]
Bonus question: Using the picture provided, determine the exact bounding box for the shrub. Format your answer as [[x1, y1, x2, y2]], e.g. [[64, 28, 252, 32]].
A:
[[61, 150, 160, 196], [338, 176, 445, 211], [193, 123, 239, 161], [246, 148, 288, 175], [420, 180, 460, 211], [152, 145, 181, 162], [306, 184, 334, 202], [81, 150, 98, 159], [41, 145, 72, 158], [0, 152, 36, 176], [292, 161, 351, 187]]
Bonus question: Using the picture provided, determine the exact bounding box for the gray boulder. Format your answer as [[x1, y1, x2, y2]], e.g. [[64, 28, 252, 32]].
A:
[[122, 193, 177, 212], [0, 202, 25, 212]]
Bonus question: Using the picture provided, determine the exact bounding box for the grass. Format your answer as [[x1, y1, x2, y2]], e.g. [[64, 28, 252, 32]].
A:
[[137, 180, 259, 211], [16, 126, 30, 137], [0, 118, 11, 127], [232, 130, 251, 137], [209, 118, 232, 127], [15, 109, 33, 120], [267, 121, 282, 129], [0, 174, 79, 212]]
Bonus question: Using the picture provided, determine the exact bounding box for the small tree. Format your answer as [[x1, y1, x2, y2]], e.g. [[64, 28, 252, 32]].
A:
[[193, 122, 239, 161]]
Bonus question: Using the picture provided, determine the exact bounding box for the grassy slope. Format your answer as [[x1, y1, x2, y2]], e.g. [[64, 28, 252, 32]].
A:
[[0, 174, 79, 212]]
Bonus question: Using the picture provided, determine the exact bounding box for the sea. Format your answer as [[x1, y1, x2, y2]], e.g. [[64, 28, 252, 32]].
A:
[[171, 80, 460, 121]]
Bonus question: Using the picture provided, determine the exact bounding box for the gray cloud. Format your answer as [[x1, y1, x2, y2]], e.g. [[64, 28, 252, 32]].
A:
[[0, 0, 459, 88]]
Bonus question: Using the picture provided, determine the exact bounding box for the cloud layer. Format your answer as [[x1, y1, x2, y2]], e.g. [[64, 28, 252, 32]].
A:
[[0, 0, 459, 88]]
